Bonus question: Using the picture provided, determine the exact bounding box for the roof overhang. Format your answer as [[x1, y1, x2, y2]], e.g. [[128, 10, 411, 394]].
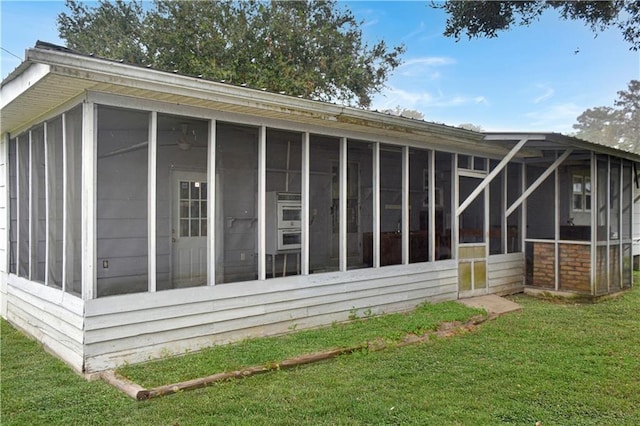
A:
[[1, 45, 498, 155], [485, 132, 640, 162], [3, 44, 638, 163]]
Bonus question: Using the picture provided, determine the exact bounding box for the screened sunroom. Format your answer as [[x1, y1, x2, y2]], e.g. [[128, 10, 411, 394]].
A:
[[485, 134, 636, 297], [6, 105, 471, 299], [1, 43, 637, 373]]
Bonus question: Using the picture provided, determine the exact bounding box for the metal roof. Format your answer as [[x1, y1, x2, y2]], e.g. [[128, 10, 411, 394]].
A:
[[2, 41, 638, 162], [484, 132, 640, 162]]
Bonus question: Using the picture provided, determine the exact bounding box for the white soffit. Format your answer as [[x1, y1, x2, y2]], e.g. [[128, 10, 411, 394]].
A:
[[0, 62, 50, 109], [1, 71, 93, 135]]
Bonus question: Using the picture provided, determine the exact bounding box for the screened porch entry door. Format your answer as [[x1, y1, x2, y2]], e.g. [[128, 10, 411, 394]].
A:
[[172, 171, 208, 287], [458, 174, 487, 297]]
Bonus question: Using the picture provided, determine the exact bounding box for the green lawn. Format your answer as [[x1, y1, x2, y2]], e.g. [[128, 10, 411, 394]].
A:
[[117, 300, 484, 389], [2, 286, 640, 425]]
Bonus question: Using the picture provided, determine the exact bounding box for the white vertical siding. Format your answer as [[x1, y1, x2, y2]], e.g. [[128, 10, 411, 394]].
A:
[[83, 261, 458, 372]]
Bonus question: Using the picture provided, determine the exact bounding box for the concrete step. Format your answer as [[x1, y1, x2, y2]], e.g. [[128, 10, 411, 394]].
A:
[[457, 294, 522, 317]]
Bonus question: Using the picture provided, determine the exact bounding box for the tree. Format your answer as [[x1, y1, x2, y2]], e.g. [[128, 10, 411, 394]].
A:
[[57, 0, 146, 63], [573, 80, 640, 153], [436, 1, 640, 51], [57, 0, 405, 108]]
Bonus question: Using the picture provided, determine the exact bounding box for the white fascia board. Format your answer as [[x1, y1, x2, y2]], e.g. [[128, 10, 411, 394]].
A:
[[483, 133, 548, 141], [0, 62, 51, 110]]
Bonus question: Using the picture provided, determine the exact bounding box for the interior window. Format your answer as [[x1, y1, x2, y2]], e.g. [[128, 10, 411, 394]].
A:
[[572, 173, 591, 212]]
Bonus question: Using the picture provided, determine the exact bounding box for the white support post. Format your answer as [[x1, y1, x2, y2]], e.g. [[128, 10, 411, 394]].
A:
[[301, 132, 310, 275], [501, 164, 508, 254], [521, 162, 526, 253], [506, 149, 573, 217], [148, 112, 157, 292], [43, 122, 49, 286], [373, 142, 380, 268], [207, 119, 216, 285], [81, 101, 96, 300], [28, 130, 33, 281], [428, 151, 435, 262], [15, 137, 20, 278], [590, 152, 596, 295], [402, 146, 409, 264], [61, 113, 67, 292], [452, 154, 459, 260], [632, 161, 636, 287], [606, 156, 611, 293], [456, 138, 528, 217], [619, 159, 624, 289], [339, 137, 347, 272], [484, 172, 490, 257], [554, 154, 559, 291], [258, 125, 266, 280], [2, 135, 8, 276]]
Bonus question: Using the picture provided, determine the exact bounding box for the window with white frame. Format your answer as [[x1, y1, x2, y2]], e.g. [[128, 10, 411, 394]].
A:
[[457, 155, 487, 173], [572, 173, 591, 212]]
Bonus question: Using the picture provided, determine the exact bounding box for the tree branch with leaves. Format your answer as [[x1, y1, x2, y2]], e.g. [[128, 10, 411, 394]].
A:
[[573, 80, 640, 153], [57, 0, 405, 108], [435, 1, 640, 51]]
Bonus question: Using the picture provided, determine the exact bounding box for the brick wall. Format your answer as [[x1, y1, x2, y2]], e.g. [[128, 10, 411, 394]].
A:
[[531, 243, 555, 288], [558, 243, 591, 292], [529, 242, 592, 293]]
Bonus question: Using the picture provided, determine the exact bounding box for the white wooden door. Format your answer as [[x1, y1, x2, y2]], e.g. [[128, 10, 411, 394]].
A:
[[172, 171, 208, 287]]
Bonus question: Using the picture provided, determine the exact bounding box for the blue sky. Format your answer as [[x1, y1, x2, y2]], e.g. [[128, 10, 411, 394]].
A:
[[2, 1, 638, 134]]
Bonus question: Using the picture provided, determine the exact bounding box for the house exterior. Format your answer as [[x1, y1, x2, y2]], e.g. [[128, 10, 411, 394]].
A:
[[1, 42, 638, 373]]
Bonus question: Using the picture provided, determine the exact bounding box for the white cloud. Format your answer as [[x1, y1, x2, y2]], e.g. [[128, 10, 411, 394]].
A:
[[361, 18, 379, 29], [372, 86, 489, 113], [397, 56, 456, 79], [533, 85, 555, 104], [436, 95, 489, 107], [373, 87, 433, 110], [401, 56, 456, 68], [402, 22, 427, 41], [523, 102, 583, 133]]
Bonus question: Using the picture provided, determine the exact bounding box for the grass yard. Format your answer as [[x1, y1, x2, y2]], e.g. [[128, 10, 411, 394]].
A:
[[117, 301, 484, 388], [2, 287, 640, 425]]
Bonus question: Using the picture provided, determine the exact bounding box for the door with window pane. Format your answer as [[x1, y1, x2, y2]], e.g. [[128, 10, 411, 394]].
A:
[[172, 171, 207, 287], [458, 174, 487, 295]]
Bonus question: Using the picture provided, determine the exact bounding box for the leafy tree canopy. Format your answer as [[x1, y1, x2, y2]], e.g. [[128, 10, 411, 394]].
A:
[[436, 1, 640, 50], [573, 80, 640, 153], [57, 0, 405, 108]]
